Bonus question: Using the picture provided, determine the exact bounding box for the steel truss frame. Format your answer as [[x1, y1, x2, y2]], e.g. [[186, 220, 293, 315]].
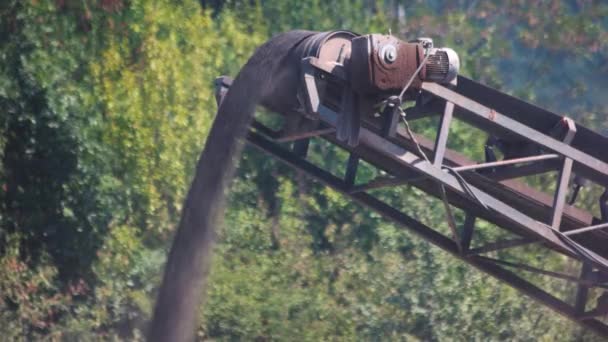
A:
[[217, 75, 608, 336]]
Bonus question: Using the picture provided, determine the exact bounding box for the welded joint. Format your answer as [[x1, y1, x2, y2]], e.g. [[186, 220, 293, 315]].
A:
[[550, 117, 577, 145], [452, 154, 559, 173], [420, 82, 608, 186]]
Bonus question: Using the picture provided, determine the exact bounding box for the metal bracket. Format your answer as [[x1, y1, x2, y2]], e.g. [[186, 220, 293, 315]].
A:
[[300, 57, 322, 115], [380, 96, 402, 138], [551, 118, 576, 230], [301, 56, 360, 146]]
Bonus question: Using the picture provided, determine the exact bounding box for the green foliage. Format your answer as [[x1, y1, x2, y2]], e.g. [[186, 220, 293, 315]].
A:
[[0, 0, 605, 340], [0, 233, 71, 340]]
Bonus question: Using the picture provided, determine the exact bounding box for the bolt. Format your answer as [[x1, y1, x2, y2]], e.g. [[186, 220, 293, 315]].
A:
[[381, 45, 397, 64]]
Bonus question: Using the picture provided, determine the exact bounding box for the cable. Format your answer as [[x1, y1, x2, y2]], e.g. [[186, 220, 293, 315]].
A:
[[546, 223, 608, 271], [398, 54, 430, 102]]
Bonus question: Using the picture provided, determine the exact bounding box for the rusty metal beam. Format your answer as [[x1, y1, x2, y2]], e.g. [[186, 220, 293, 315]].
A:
[[468, 237, 534, 255], [551, 157, 574, 230], [452, 154, 559, 172], [478, 256, 607, 287], [276, 127, 335, 142], [349, 175, 422, 193], [246, 130, 608, 337], [315, 104, 608, 271], [470, 222, 608, 255], [433, 101, 454, 166], [421, 81, 608, 186]]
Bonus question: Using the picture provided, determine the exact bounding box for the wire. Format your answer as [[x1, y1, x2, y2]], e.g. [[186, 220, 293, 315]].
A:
[[547, 223, 608, 271], [398, 54, 431, 102], [400, 113, 430, 164], [443, 166, 488, 210]]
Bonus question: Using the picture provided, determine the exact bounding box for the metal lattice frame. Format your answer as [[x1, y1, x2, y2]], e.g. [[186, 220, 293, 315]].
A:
[[217, 75, 608, 337]]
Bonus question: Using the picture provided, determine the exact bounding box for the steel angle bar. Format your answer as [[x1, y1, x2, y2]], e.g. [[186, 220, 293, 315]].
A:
[[314, 104, 608, 272], [433, 101, 454, 166], [454, 76, 608, 167], [253, 113, 604, 260], [246, 130, 458, 252], [551, 157, 574, 230], [452, 154, 560, 172], [420, 82, 608, 185], [349, 175, 424, 193], [483, 160, 560, 180], [564, 222, 608, 237], [477, 256, 608, 288], [361, 110, 600, 239], [276, 127, 335, 142], [550, 115, 576, 230], [460, 214, 476, 252], [245, 129, 608, 337]]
